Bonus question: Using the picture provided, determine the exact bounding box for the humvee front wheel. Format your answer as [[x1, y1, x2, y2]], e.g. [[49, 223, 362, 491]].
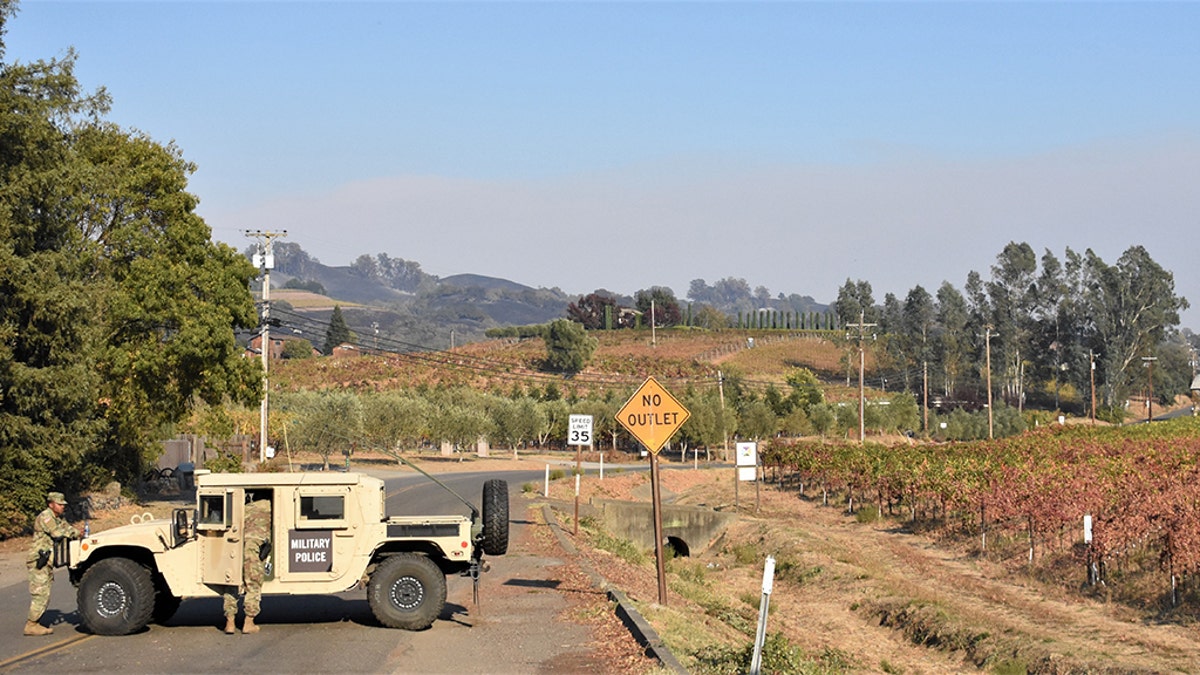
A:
[[78, 558, 156, 635], [368, 554, 446, 630]]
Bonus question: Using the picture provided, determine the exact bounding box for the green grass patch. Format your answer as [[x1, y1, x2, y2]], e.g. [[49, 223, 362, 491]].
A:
[[587, 529, 647, 565], [689, 632, 858, 675]]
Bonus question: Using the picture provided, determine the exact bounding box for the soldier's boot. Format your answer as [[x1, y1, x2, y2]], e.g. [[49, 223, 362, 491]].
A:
[[242, 615, 259, 634], [223, 616, 237, 635], [23, 620, 52, 636]]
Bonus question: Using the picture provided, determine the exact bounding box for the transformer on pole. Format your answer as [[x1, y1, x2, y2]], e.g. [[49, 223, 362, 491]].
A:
[[246, 230, 286, 463]]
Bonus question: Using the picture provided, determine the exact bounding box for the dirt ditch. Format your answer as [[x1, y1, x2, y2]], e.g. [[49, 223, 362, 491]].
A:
[[539, 465, 1200, 674]]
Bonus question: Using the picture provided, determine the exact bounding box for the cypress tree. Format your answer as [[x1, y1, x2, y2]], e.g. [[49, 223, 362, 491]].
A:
[[324, 305, 352, 354]]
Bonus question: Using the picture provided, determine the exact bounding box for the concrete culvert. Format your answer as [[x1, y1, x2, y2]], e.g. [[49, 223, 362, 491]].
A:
[[665, 536, 690, 558]]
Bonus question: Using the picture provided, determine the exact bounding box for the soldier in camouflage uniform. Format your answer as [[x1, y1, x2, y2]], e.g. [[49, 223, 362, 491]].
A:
[[222, 495, 272, 634], [25, 491, 80, 636]]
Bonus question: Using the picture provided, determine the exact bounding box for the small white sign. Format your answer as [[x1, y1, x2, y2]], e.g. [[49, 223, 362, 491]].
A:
[[736, 442, 757, 466], [736, 442, 757, 482], [568, 414, 593, 446]]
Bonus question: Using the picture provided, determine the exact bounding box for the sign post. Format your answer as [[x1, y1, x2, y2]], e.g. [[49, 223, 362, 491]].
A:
[[616, 377, 690, 605], [567, 414, 593, 535], [736, 441, 759, 511]]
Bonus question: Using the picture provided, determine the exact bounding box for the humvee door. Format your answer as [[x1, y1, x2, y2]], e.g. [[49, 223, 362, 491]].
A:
[[197, 487, 245, 587]]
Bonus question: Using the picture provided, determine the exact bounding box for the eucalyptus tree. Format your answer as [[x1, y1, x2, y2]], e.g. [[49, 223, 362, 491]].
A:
[[1078, 246, 1188, 408], [934, 282, 970, 398], [834, 278, 878, 326], [877, 293, 908, 391], [835, 279, 877, 385], [1029, 249, 1085, 410], [902, 285, 936, 429], [963, 271, 990, 398], [986, 242, 1039, 408]]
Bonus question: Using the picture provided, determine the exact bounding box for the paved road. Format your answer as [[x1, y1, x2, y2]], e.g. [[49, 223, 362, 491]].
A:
[[0, 470, 604, 674]]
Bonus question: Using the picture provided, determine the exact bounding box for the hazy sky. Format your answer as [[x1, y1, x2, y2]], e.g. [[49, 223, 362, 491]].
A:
[[8, 1, 1200, 328]]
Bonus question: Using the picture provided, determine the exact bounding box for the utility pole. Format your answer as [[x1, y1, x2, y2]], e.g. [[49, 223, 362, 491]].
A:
[[984, 325, 994, 440], [246, 229, 286, 463], [922, 360, 929, 435], [718, 370, 728, 462], [650, 299, 657, 347], [1142, 356, 1158, 422], [846, 311, 876, 444], [1089, 351, 1097, 425]]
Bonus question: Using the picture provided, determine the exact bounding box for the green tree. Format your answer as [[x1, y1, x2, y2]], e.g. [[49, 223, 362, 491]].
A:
[[878, 293, 906, 389], [934, 281, 970, 398], [986, 241, 1039, 408], [542, 319, 597, 374], [634, 286, 682, 327], [692, 304, 729, 330], [779, 407, 813, 437], [429, 403, 492, 453], [738, 400, 777, 441], [566, 292, 620, 330], [1080, 246, 1189, 407], [834, 278, 877, 326], [490, 396, 544, 450], [281, 338, 315, 359], [808, 403, 838, 437], [361, 392, 430, 457], [323, 305, 352, 354], [835, 279, 876, 385], [902, 284, 936, 429], [279, 391, 362, 470], [784, 368, 824, 410], [536, 398, 570, 447], [0, 13, 260, 526]]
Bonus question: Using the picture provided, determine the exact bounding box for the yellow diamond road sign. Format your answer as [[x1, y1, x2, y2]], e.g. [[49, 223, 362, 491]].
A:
[[617, 376, 690, 455]]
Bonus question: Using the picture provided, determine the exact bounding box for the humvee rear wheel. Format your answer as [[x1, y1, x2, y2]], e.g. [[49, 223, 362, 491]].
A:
[[480, 479, 509, 556], [78, 558, 156, 635], [368, 554, 446, 630]]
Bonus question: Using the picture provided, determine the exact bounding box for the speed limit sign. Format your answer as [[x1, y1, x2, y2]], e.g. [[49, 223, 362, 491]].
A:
[[568, 414, 593, 446]]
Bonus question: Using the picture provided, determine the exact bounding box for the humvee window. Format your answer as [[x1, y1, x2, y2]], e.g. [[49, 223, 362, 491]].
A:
[[198, 493, 230, 529], [298, 494, 345, 527]]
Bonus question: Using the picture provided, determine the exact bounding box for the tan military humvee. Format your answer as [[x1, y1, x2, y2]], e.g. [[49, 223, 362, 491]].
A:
[[67, 470, 508, 635]]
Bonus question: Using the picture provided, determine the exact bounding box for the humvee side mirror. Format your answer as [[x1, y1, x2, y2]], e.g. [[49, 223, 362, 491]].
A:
[[173, 508, 193, 545]]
